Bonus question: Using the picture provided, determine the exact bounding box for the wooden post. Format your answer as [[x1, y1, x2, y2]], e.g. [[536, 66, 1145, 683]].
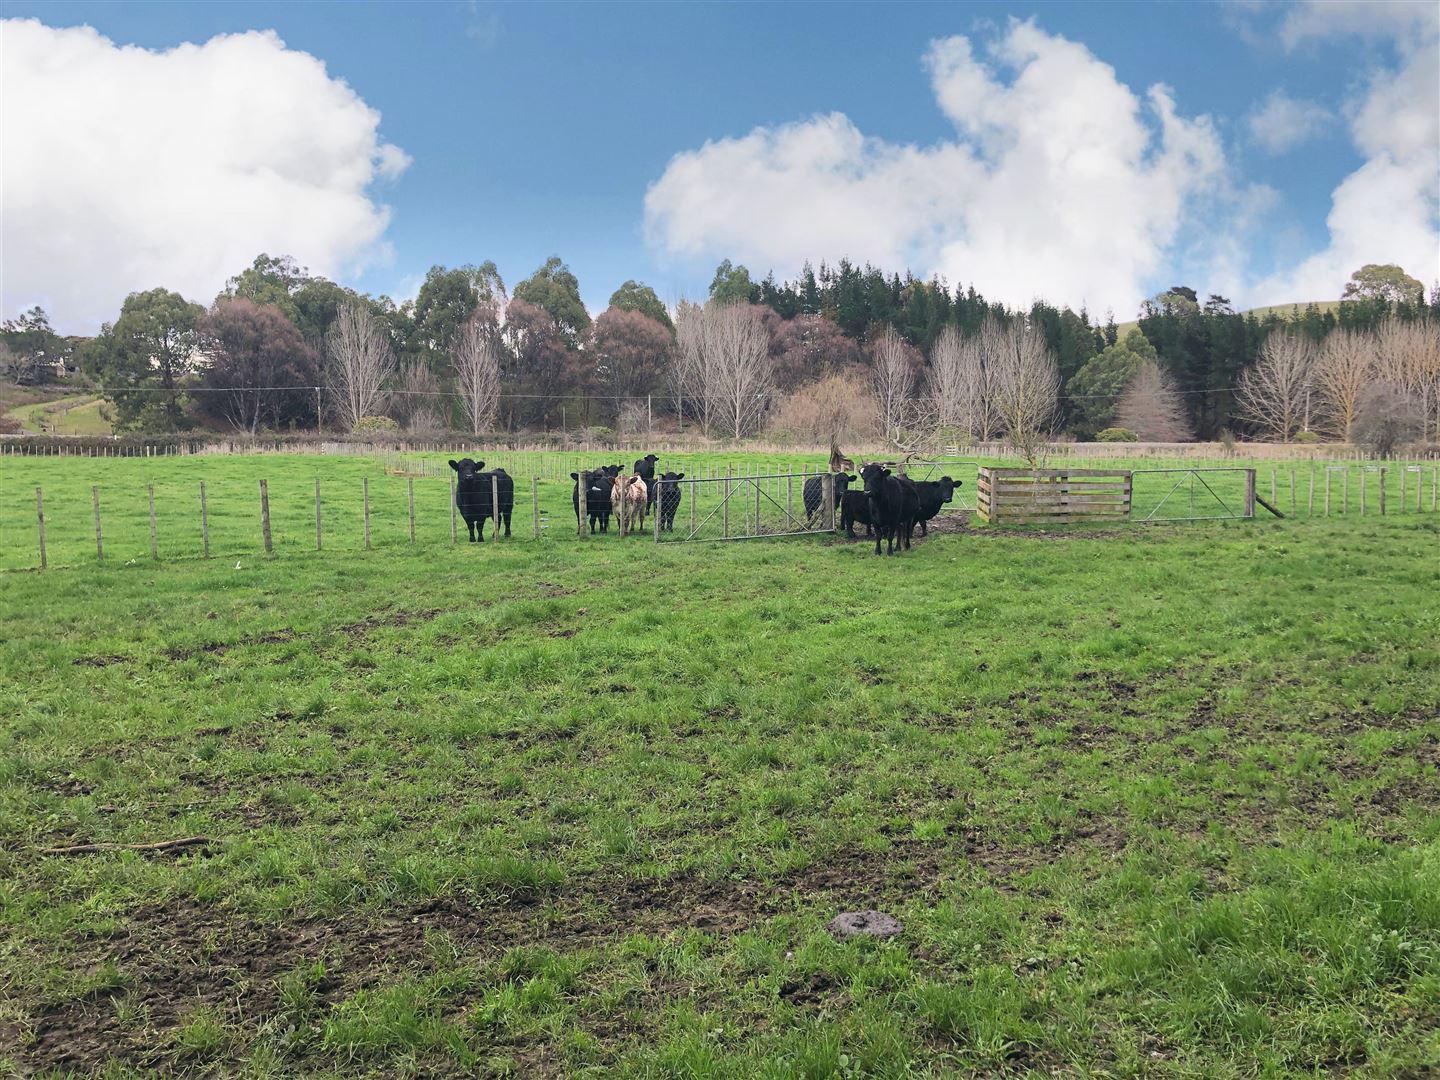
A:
[[408, 478, 415, 542], [723, 466, 731, 538], [1378, 467, 1386, 515], [1360, 470, 1367, 515], [531, 477, 540, 539], [787, 474, 793, 524], [754, 475, 761, 535], [617, 475, 627, 538], [1324, 471, 1331, 516], [654, 484, 662, 543], [1343, 470, 1350, 515], [1270, 469, 1276, 505], [1288, 470, 1296, 516], [92, 486, 103, 563], [35, 487, 46, 569], [823, 472, 835, 532], [490, 472, 500, 538], [450, 476, 457, 543], [315, 479, 323, 550], [259, 479, 273, 552], [1243, 470, 1256, 519], [363, 477, 371, 548], [1433, 467, 1438, 513], [200, 482, 209, 558], [148, 484, 158, 559], [1307, 471, 1314, 516], [578, 471, 589, 537]]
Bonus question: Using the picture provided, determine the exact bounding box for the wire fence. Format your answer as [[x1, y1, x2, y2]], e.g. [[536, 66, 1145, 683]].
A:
[[2, 459, 1437, 571]]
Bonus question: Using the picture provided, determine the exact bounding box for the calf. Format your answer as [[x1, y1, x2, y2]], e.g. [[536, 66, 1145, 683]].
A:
[[654, 472, 685, 532], [612, 473, 648, 534], [840, 489, 874, 539], [571, 465, 620, 533], [801, 472, 855, 525], [450, 458, 494, 542], [634, 453, 660, 511], [860, 462, 917, 555], [911, 476, 961, 536]]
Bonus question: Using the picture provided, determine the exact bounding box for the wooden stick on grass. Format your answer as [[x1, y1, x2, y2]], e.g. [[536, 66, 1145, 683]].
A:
[[41, 836, 212, 856]]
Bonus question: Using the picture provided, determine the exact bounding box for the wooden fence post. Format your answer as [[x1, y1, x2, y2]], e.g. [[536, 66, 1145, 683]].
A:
[[617, 475, 628, 538], [1343, 470, 1349, 515], [578, 471, 589, 537], [1270, 469, 1276, 505], [1360, 470, 1367, 515], [824, 472, 835, 532], [450, 476, 457, 543], [490, 473, 500, 538], [200, 482, 209, 558], [1288, 470, 1296, 516], [654, 485, 662, 543], [1378, 467, 1386, 515], [1307, 471, 1315, 516], [315, 479, 323, 550], [1243, 470, 1256, 519], [148, 484, 158, 559], [92, 486, 104, 563], [259, 479, 273, 553], [408, 478, 416, 542], [363, 478, 371, 548], [722, 466, 732, 538], [35, 487, 46, 569], [531, 477, 540, 539]]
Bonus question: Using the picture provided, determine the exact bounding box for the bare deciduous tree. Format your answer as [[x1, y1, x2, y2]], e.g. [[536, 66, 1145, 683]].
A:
[[990, 319, 1059, 465], [1236, 331, 1314, 442], [325, 302, 395, 430], [1312, 327, 1375, 441], [1116, 360, 1193, 441], [1352, 381, 1422, 457], [706, 302, 774, 439], [1374, 317, 1440, 441], [673, 301, 774, 437], [452, 307, 503, 434], [871, 326, 915, 441]]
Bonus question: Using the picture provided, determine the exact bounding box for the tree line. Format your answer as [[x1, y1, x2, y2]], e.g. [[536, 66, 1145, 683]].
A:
[[3, 253, 1436, 450]]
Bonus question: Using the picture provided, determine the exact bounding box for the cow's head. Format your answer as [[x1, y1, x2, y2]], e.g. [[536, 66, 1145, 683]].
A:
[[636, 453, 659, 471], [860, 462, 890, 494], [834, 472, 856, 496], [937, 476, 959, 502], [450, 458, 484, 483]]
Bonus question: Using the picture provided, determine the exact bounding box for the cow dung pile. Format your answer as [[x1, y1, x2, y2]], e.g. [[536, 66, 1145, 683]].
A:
[[826, 910, 903, 939]]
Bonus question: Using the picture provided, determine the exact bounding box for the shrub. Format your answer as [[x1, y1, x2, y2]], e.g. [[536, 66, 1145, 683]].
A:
[[352, 415, 400, 434], [1292, 430, 1322, 444], [1095, 427, 1139, 443], [767, 370, 877, 445]]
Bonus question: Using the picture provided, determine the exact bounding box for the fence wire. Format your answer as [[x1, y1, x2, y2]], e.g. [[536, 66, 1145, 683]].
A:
[[655, 473, 839, 543]]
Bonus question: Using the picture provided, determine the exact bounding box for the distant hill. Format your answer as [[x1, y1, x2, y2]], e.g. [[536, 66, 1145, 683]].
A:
[[1114, 301, 1338, 340]]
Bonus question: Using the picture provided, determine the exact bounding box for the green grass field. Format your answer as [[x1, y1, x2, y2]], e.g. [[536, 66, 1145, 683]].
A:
[[1, 452, 1438, 1077], [5, 397, 113, 437]]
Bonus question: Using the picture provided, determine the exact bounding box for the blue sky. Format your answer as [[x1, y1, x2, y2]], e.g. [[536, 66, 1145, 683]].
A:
[[3, 1, 1436, 332]]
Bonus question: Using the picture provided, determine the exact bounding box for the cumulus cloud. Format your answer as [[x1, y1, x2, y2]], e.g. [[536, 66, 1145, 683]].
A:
[[644, 20, 1225, 318], [1, 19, 410, 332], [1247, 91, 1333, 153], [1250, 5, 1439, 304]]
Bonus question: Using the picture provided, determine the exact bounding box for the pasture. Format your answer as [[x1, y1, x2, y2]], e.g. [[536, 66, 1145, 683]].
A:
[[1, 451, 1438, 1078]]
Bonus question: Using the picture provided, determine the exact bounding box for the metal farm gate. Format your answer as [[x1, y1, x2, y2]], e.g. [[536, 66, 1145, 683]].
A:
[[654, 471, 843, 543]]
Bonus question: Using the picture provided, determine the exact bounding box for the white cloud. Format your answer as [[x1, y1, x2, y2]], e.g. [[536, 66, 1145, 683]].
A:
[[1, 19, 410, 333], [1251, 7, 1439, 304], [1279, 0, 1439, 49], [1247, 91, 1333, 153], [644, 20, 1224, 319]]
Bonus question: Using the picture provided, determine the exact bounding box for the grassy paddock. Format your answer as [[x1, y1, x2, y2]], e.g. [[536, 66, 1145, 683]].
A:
[[0, 486, 1437, 1075], [2, 450, 1437, 571]]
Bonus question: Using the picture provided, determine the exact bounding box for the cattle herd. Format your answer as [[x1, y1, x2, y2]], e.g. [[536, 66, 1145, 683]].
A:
[[453, 455, 959, 554]]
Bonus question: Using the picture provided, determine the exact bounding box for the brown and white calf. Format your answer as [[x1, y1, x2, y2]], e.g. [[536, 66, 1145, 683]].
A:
[[612, 474, 649, 535]]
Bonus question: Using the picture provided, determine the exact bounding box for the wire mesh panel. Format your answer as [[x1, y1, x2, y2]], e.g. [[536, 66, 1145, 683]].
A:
[[655, 472, 840, 543], [1130, 469, 1253, 522]]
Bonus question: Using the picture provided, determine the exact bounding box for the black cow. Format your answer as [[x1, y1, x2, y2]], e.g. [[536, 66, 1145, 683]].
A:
[[634, 453, 660, 510], [911, 476, 961, 536], [840, 490, 874, 539], [571, 465, 620, 533], [860, 462, 917, 555], [654, 472, 685, 532], [801, 472, 855, 524], [450, 458, 499, 542], [489, 467, 515, 537]]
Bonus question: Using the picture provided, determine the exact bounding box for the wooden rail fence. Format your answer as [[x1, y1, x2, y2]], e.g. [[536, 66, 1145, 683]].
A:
[[977, 468, 1134, 525]]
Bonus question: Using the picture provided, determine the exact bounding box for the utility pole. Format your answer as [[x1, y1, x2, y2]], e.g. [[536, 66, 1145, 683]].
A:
[[314, 386, 323, 433]]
